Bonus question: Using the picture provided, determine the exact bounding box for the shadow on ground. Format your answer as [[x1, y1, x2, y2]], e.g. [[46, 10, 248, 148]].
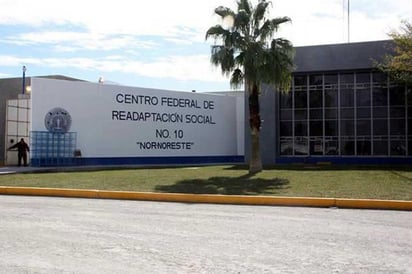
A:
[[155, 174, 290, 195]]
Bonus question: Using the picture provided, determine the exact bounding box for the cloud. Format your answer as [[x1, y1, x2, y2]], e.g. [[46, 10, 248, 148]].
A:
[[0, 54, 228, 83], [1, 31, 158, 52], [1, 0, 411, 87], [1, 0, 411, 44], [0, 72, 13, 78], [0, 0, 233, 38], [272, 0, 412, 45]]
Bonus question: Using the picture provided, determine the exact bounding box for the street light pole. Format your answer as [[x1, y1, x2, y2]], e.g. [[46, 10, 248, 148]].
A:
[[22, 65, 26, 94], [347, 0, 350, 43]]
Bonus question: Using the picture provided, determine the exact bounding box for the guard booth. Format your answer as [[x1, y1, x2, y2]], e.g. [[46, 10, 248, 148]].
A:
[[4, 95, 31, 166]]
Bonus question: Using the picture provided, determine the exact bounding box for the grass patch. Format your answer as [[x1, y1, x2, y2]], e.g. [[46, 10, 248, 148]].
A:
[[1, 165, 412, 200]]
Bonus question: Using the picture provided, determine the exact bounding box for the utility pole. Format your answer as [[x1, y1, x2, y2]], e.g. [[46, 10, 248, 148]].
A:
[[22, 65, 26, 94], [347, 0, 350, 43]]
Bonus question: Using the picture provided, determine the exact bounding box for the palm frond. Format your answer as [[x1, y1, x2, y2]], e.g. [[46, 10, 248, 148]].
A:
[[253, 0, 270, 26], [258, 17, 291, 41], [214, 6, 236, 19], [206, 0, 294, 91], [210, 46, 235, 75], [230, 68, 244, 89], [205, 25, 228, 40], [237, 0, 252, 15], [235, 9, 251, 34]]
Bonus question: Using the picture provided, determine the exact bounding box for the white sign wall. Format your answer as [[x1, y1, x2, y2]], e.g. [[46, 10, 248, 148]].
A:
[[31, 78, 244, 162]]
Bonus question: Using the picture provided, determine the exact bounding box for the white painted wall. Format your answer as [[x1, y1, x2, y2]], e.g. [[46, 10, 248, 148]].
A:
[[31, 78, 244, 159]]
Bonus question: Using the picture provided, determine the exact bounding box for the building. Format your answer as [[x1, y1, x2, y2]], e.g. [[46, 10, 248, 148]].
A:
[[2, 76, 244, 166], [1, 40, 411, 166], [255, 40, 412, 164], [0, 76, 85, 166]]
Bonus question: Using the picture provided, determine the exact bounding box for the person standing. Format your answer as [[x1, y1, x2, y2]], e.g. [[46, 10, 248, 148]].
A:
[[8, 138, 30, 166]]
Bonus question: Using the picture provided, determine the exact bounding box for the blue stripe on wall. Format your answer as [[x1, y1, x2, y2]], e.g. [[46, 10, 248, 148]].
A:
[[276, 157, 412, 165], [31, 156, 245, 167]]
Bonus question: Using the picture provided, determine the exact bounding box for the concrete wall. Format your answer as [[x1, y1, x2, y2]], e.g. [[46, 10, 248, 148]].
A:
[[294, 40, 393, 73], [31, 78, 244, 166], [1, 75, 86, 166], [246, 40, 394, 166], [0, 78, 30, 165], [244, 84, 278, 165]]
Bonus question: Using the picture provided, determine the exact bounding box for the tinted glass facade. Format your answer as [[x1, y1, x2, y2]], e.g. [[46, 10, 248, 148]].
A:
[[279, 71, 411, 158]]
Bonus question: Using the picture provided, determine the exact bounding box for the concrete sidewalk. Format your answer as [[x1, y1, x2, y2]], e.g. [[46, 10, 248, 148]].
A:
[[0, 166, 47, 175], [0, 164, 144, 175]]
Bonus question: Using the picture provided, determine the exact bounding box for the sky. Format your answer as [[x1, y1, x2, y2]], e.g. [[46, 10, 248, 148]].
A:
[[0, 0, 411, 92]]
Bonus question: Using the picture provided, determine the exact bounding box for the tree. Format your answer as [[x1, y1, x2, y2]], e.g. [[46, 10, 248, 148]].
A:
[[205, 0, 294, 174], [380, 20, 412, 84]]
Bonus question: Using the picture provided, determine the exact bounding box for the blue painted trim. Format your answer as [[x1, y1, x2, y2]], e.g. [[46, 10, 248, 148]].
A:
[[30, 156, 245, 167], [276, 156, 412, 165]]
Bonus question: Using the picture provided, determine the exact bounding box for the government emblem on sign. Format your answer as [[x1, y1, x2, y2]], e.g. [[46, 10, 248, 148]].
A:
[[44, 107, 72, 134]]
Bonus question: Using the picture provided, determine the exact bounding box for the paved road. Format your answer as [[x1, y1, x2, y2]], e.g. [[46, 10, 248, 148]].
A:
[[0, 195, 411, 273]]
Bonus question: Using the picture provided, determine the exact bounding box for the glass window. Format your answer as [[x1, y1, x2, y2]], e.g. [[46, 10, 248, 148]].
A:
[[391, 140, 406, 155], [341, 138, 355, 155], [390, 107, 405, 118], [325, 139, 339, 155], [294, 91, 307, 108], [356, 89, 371, 106], [280, 121, 293, 136], [280, 137, 293, 155], [373, 106, 388, 118], [390, 86, 405, 105], [341, 120, 354, 136], [357, 72, 370, 83], [357, 120, 371, 136], [373, 72, 387, 83], [310, 90, 322, 108], [310, 138, 323, 155], [325, 90, 338, 107], [310, 121, 323, 136], [357, 107, 371, 119], [340, 73, 354, 84], [409, 119, 412, 136], [294, 137, 308, 155], [294, 109, 307, 120], [373, 119, 388, 136], [280, 109, 292, 120], [390, 119, 406, 135], [373, 140, 388, 155], [340, 89, 354, 107], [280, 92, 292, 108], [294, 75, 307, 86], [325, 74, 338, 85], [294, 121, 307, 136], [325, 108, 338, 119], [357, 140, 371, 155], [325, 120, 338, 136], [408, 88, 412, 106], [341, 108, 354, 119], [373, 88, 387, 106], [309, 75, 323, 86], [409, 139, 412, 156], [310, 109, 322, 120]]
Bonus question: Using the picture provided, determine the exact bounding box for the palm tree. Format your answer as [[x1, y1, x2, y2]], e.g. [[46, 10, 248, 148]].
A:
[[206, 0, 294, 174]]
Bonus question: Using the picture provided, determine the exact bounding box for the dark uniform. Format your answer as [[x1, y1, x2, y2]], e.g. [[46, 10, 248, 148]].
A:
[[9, 138, 30, 166]]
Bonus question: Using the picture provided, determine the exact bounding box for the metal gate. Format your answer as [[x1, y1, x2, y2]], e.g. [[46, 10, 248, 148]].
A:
[[5, 96, 31, 166]]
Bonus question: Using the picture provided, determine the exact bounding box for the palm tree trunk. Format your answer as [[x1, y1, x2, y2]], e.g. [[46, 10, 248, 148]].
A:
[[248, 83, 262, 174]]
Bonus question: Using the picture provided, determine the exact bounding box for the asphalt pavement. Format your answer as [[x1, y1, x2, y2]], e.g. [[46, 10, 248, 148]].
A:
[[0, 195, 411, 273]]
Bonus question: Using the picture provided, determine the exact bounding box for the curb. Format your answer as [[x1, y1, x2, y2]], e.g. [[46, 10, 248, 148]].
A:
[[0, 186, 411, 211]]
